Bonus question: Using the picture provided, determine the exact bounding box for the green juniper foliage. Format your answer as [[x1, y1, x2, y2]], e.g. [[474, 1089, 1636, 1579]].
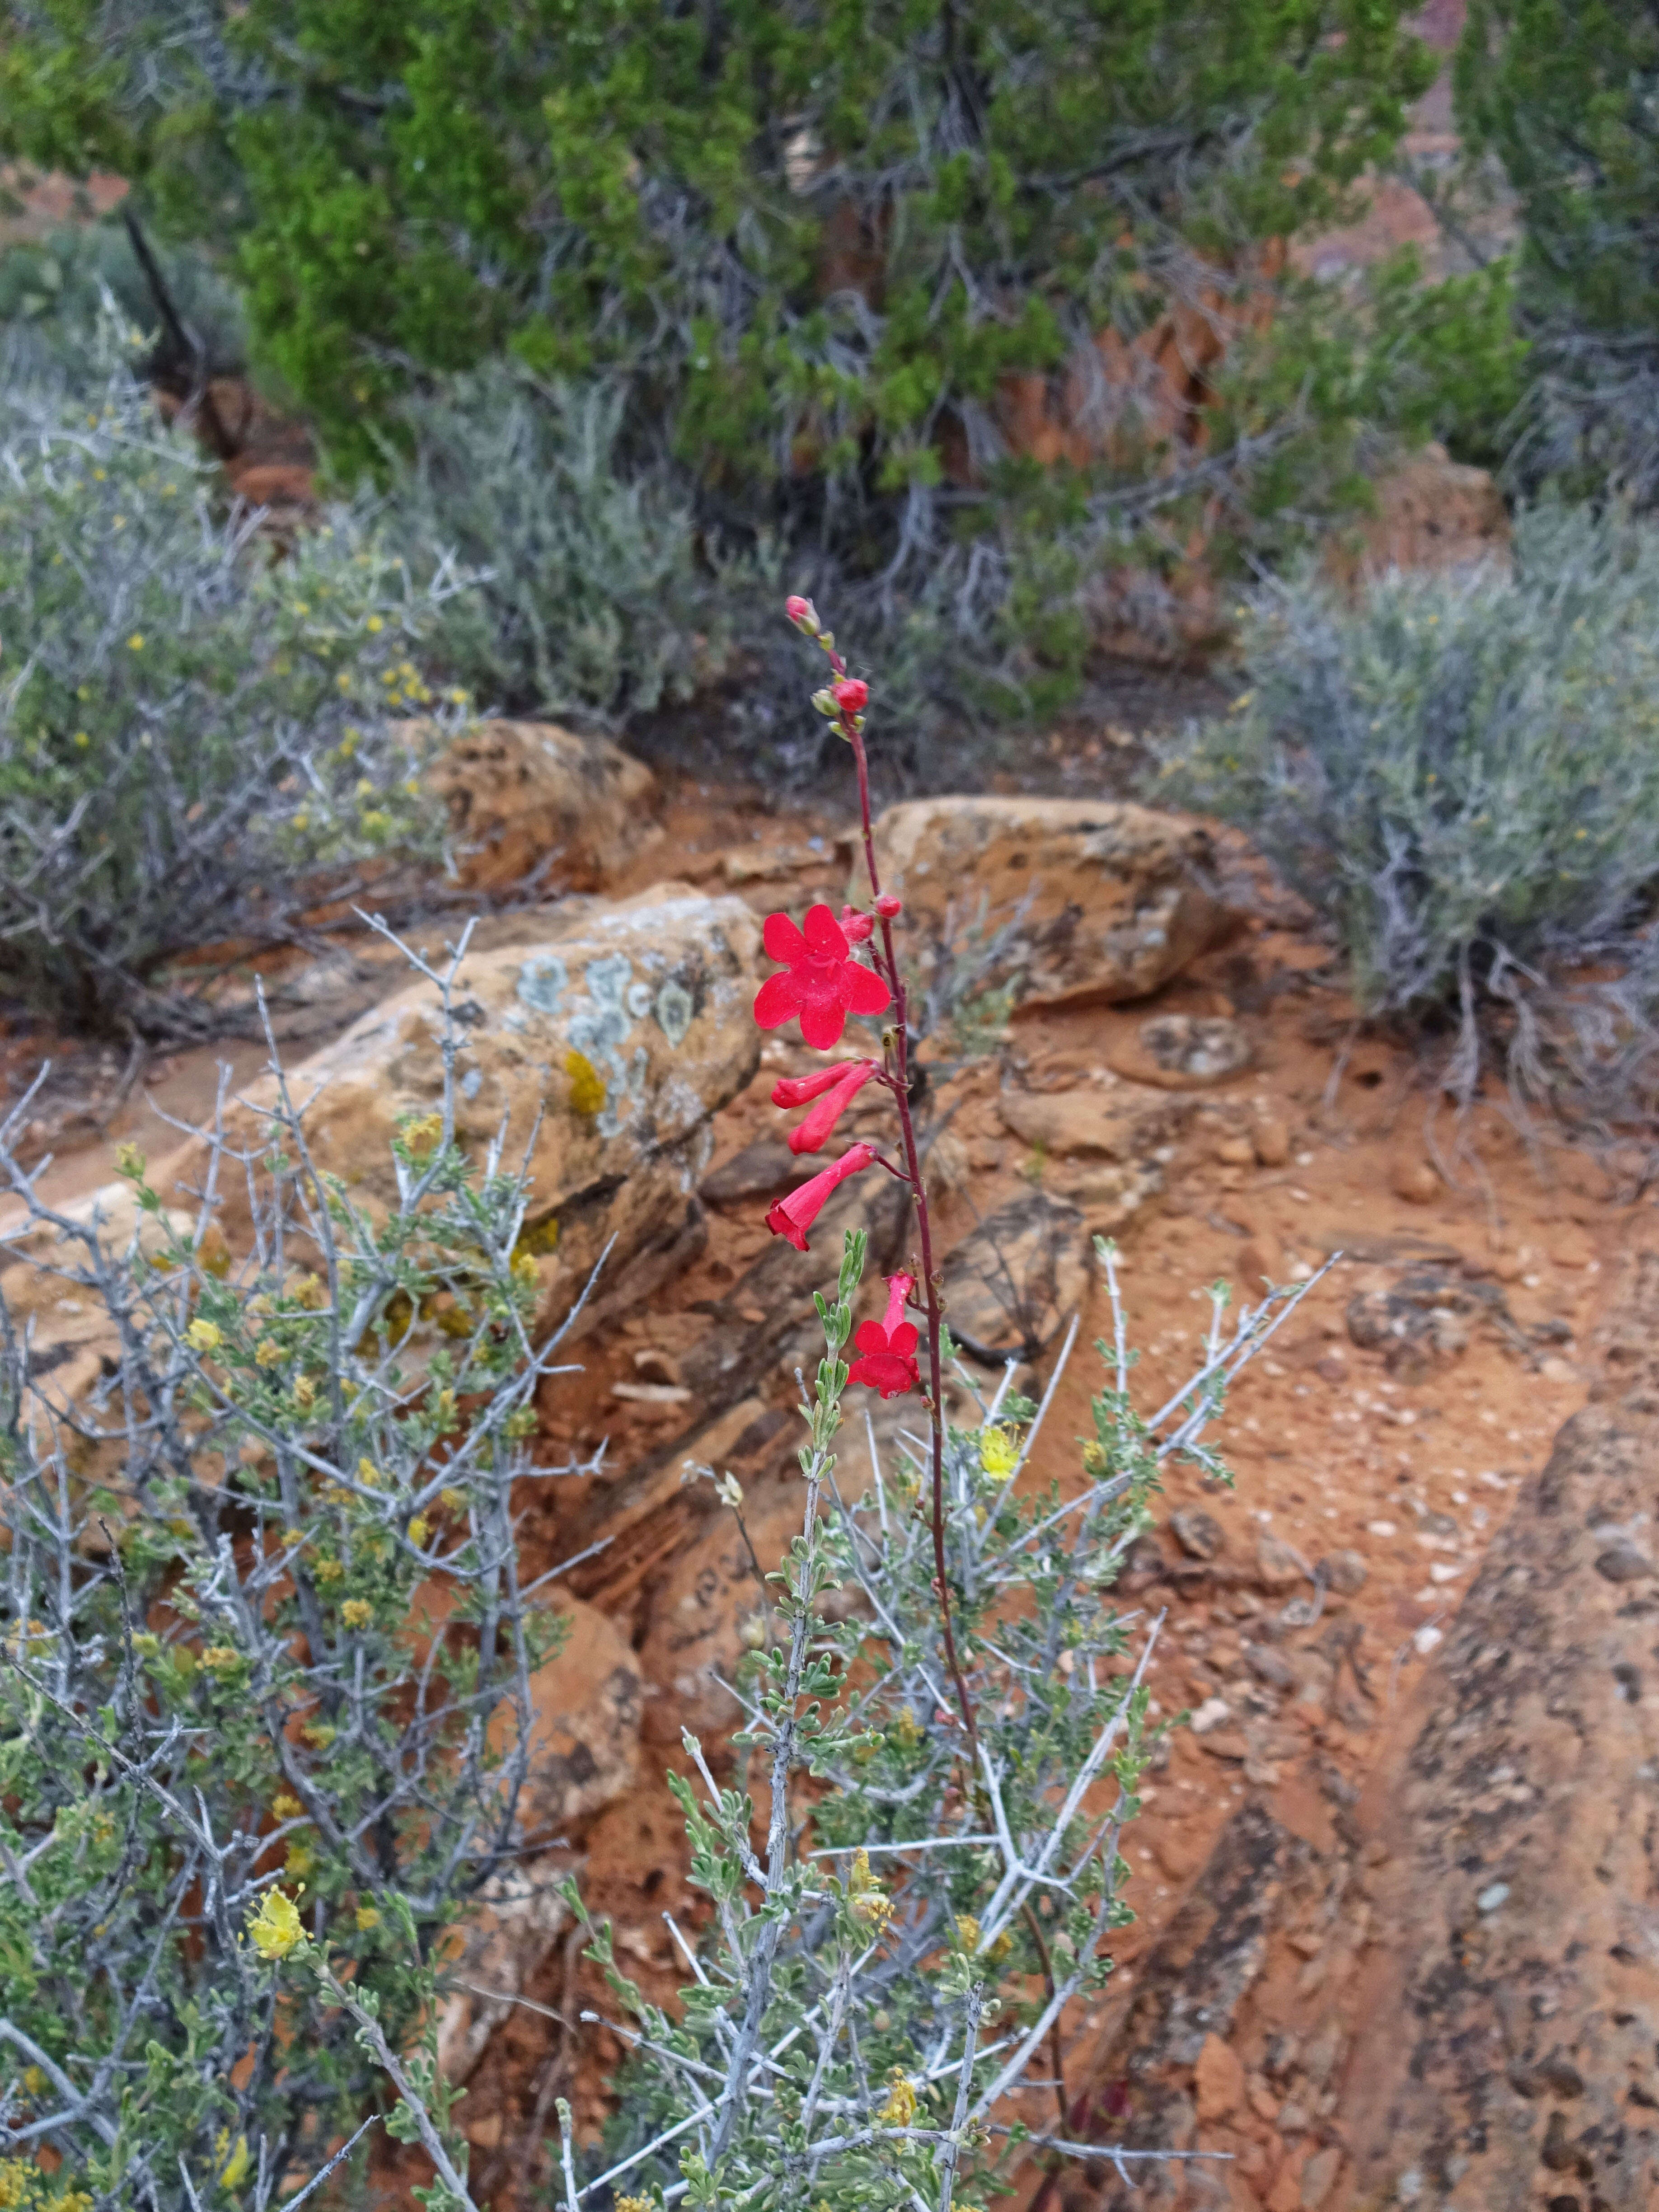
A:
[[0, 340, 470, 1037], [0, 0, 1513, 756], [0, 932, 596, 2212], [1455, 0, 1659, 501]]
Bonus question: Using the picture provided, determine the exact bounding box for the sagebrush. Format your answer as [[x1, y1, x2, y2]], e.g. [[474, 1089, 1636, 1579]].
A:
[[1154, 501, 1659, 1111], [0, 343, 470, 1037], [379, 365, 730, 727]]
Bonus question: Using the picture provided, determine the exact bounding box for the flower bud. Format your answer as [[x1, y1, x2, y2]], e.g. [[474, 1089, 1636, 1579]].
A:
[[784, 595, 817, 631], [874, 892, 902, 918], [831, 677, 869, 716], [811, 687, 838, 718]]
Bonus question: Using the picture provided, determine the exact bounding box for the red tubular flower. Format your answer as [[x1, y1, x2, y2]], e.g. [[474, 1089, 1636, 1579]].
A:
[[770, 1061, 865, 1109], [874, 892, 903, 919], [753, 904, 892, 1050], [787, 1059, 877, 1154], [764, 1143, 876, 1252], [848, 1272, 919, 1399], [831, 677, 868, 716], [839, 904, 875, 944]]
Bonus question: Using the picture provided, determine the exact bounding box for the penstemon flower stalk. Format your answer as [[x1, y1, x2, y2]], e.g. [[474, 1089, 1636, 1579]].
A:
[[760, 595, 979, 1752]]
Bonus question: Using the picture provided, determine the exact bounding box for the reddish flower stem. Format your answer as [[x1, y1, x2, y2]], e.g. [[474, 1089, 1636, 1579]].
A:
[[824, 657, 979, 1760]]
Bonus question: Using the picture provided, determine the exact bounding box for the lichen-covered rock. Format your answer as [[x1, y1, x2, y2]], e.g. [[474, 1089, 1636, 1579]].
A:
[[428, 718, 662, 892], [863, 797, 1227, 1010], [1108, 1012, 1253, 1090], [160, 885, 763, 1339]]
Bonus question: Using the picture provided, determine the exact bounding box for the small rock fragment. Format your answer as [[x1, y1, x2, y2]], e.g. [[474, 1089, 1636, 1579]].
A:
[[1194, 2031, 1247, 2123], [1172, 1507, 1225, 1560], [1256, 1532, 1304, 1591], [1114, 1012, 1253, 1090], [1318, 1548, 1368, 1597], [1391, 1156, 1441, 1205], [1595, 1542, 1653, 1584], [1216, 1134, 1256, 1166], [1300, 2145, 1343, 2210], [1190, 1696, 1233, 1734], [1244, 1641, 1297, 1692], [1253, 1115, 1292, 1168]]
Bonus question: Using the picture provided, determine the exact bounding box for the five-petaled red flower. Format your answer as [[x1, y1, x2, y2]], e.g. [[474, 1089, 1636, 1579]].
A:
[[764, 1143, 877, 1252], [754, 904, 891, 1050], [848, 1273, 919, 1399]]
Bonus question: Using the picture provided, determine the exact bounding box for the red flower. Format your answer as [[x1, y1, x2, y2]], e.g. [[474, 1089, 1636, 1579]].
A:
[[839, 904, 875, 944], [831, 677, 868, 716], [874, 892, 902, 919], [764, 1143, 877, 1252], [770, 1061, 865, 1109], [786, 1059, 877, 1154], [754, 904, 892, 1050], [848, 1273, 919, 1399]]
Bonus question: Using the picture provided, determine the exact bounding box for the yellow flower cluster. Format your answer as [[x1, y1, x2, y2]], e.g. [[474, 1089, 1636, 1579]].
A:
[[877, 2069, 917, 2127], [978, 1425, 1021, 1479], [248, 1888, 304, 1960], [847, 1846, 895, 1933]]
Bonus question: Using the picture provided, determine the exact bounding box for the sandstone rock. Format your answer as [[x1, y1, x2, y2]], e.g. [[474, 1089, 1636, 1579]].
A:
[[428, 719, 661, 893], [159, 886, 762, 1342], [864, 797, 1227, 1011], [634, 1472, 807, 1747], [1340, 1247, 1659, 2209], [1194, 2032, 1247, 2123], [1334, 446, 1511, 585], [939, 1190, 1092, 1364], [700, 1136, 818, 1207], [1109, 1013, 1252, 1091], [1045, 1156, 1164, 1236], [436, 1857, 569, 2084], [998, 1081, 1190, 1162], [1069, 1803, 1308, 2207], [518, 1596, 642, 1838]]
